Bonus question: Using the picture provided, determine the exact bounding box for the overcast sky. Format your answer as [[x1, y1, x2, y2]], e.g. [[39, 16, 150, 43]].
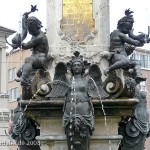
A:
[[110, 0, 150, 49], [0, 0, 46, 32], [110, 0, 150, 33], [0, 0, 150, 49]]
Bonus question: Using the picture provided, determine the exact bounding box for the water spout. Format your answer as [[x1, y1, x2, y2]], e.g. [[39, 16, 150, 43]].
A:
[[90, 77, 112, 150]]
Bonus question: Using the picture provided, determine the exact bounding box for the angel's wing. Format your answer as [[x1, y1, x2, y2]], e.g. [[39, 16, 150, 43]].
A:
[[88, 64, 109, 99], [46, 62, 69, 98]]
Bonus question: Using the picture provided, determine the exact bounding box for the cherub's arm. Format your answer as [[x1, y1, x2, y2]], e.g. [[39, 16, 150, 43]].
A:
[[119, 32, 143, 46], [22, 33, 43, 49]]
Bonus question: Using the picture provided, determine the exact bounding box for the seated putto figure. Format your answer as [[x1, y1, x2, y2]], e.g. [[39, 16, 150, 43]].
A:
[[17, 16, 50, 85], [8, 6, 54, 99], [104, 9, 146, 82]]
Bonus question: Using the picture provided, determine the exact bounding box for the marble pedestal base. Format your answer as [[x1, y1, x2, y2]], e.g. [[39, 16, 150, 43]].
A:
[[37, 135, 122, 150], [19, 99, 138, 150]]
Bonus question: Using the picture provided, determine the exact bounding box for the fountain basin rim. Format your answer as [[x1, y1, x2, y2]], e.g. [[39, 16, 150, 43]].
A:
[[36, 135, 123, 141], [19, 98, 139, 108]]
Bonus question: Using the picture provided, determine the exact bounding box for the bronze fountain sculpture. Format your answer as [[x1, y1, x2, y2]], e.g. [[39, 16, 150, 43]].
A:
[[7, 6, 150, 150], [6, 5, 53, 100], [104, 9, 150, 150], [104, 9, 146, 82], [45, 51, 109, 150], [118, 80, 150, 150]]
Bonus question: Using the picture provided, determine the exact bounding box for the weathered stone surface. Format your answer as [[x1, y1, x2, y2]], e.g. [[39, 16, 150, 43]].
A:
[[19, 98, 138, 150], [19, 99, 138, 118], [37, 135, 122, 150]]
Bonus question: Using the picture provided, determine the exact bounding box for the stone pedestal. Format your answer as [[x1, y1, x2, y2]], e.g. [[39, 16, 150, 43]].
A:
[[20, 98, 138, 150], [38, 135, 122, 150], [46, 0, 110, 79]]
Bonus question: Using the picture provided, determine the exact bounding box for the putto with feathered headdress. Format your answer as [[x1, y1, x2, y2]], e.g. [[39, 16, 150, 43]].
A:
[[117, 8, 134, 29]]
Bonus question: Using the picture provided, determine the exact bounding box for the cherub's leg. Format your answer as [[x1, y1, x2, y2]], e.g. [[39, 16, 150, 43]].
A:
[[21, 57, 34, 84], [104, 55, 130, 75], [131, 60, 146, 82]]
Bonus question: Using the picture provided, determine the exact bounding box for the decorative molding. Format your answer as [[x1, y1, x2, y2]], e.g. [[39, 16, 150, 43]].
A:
[[56, 0, 98, 45], [20, 99, 138, 118], [57, 28, 73, 45], [84, 29, 98, 43]]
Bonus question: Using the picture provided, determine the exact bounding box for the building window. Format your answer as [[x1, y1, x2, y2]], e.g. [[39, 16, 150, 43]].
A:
[[13, 68, 16, 80], [131, 52, 150, 69], [8, 69, 12, 81], [8, 67, 17, 82], [7, 87, 19, 101], [14, 87, 19, 100]]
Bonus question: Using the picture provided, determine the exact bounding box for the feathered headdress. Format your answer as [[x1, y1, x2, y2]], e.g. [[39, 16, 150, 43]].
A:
[[117, 8, 134, 28]]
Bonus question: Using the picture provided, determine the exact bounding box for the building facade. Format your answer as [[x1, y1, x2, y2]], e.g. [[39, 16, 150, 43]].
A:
[[6, 49, 31, 110], [0, 26, 15, 94], [0, 26, 15, 150]]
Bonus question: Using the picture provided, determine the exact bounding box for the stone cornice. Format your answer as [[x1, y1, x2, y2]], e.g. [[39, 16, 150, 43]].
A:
[[0, 26, 15, 35], [19, 98, 139, 118]]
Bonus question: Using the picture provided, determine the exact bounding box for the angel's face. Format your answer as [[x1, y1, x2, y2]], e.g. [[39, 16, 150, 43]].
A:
[[72, 61, 83, 75]]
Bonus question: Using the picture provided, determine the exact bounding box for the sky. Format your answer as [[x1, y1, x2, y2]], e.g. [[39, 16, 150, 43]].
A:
[[109, 0, 150, 49], [0, 0, 46, 31], [0, 0, 46, 46], [110, 0, 150, 32], [0, 0, 150, 49]]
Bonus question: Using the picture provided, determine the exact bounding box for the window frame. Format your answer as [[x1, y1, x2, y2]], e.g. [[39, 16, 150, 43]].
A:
[[8, 69, 13, 82], [131, 52, 150, 70], [8, 67, 17, 82], [7, 87, 19, 101]]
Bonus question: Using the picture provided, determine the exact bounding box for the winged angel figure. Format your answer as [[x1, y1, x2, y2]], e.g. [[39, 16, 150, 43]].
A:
[[46, 51, 109, 150]]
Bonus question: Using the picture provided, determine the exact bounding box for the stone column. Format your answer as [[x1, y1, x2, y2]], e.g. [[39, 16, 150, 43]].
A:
[[46, 0, 110, 78], [92, 0, 110, 49], [92, 0, 110, 78]]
